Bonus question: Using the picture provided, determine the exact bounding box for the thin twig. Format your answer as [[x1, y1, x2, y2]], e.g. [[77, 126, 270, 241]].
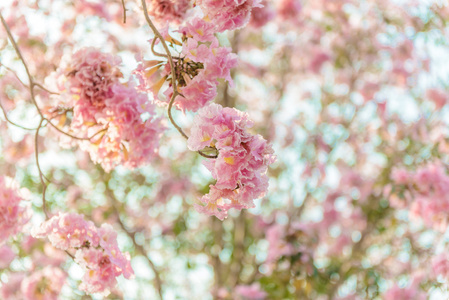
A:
[[140, 0, 188, 140], [0, 62, 59, 95], [197, 150, 218, 159], [0, 12, 43, 118], [33, 82, 59, 95], [121, 0, 127, 23], [151, 37, 169, 58], [0, 100, 38, 130], [35, 118, 49, 219], [0, 62, 29, 88], [1, 12, 89, 141]]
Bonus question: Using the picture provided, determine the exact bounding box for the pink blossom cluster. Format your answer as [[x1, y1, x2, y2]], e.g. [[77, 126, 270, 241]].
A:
[[31, 212, 134, 295], [135, 18, 238, 112], [176, 19, 238, 111], [265, 224, 295, 263], [147, 0, 191, 24], [21, 267, 67, 300], [432, 253, 449, 280], [277, 0, 302, 21], [235, 283, 267, 300], [61, 47, 164, 171], [0, 176, 29, 243], [383, 283, 426, 300], [250, 0, 275, 28], [391, 163, 449, 231], [188, 104, 275, 220], [0, 245, 15, 268], [196, 0, 263, 32]]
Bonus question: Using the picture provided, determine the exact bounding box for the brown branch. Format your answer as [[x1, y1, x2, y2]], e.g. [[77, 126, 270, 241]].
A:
[[33, 82, 59, 95], [121, 0, 127, 23], [151, 37, 169, 58]]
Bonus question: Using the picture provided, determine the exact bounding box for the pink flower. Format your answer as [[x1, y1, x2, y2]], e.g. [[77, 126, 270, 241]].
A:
[[394, 162, 449, 231], [76, 248, 130, 295], [188, 104, 275, 220], [197, 0, 263, 32], [204, 46, 239, 86], [432, 253, 449, 279], [58, 48, 165, 171], [383, 283, 426, 300], [21, 267, 66, 300], [277, 0, 302, 20], [32, 213, 134, 295], [250, 0, 275, 28], [32, 212, 134, 296], [0, 245, 15, 268], [176, 73, 218, 112], [32, 212, 99, 250], [235, 283, 267, 300], [147, 0, 190, 24], [391, 168, 410, 185], [265, 224, 294, 263], [0, 176, 29, 243], [0, 273, 26, 299], [427, 88, 448, 110], [180, 18, 216, 42]]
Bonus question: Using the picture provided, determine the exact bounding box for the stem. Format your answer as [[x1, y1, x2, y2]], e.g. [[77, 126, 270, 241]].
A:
[[0, 100, 37, 130], [0, 12, 44, 117], [121, 0, 127, 23], [151, 37, 169, 58], [140, 0, 188, 139], [34, 118, 49, 219]]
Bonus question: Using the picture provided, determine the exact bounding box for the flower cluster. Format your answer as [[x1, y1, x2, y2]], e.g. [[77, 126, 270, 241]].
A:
[[31, 212, 134, 295], [188, 104, 275, 220], [383, 283, 426, 300], [196, 0, 263, 32], [21, 267, 66, 300], [135, 18, 238, 112], [57, 47, 164, 171], [0, 176, 29, 243], [391, 163, 449, 231], [432, 253, 449, 280], [147, 0, 191, 24]]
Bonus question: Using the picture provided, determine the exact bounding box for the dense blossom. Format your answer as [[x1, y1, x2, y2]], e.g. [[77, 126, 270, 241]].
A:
[[432, 254, 449, 280], [135, 22, 238, 112], [0, 245, 15, 268], [188, 104, 275, 219], [235, 283, 267, 300], [277, 0, 302, 20], [32, 212, 134, 295], [383, 283, 426, 300], [147, 0, 190, 24], [0, 273, 26, 300], [197, 0, 263, 32], [0, 176, 29, 243], [391, 162, 449, 231], [54, 48, 164, 171], [4, 0, 449, 298], [21, 267, 66, 300]]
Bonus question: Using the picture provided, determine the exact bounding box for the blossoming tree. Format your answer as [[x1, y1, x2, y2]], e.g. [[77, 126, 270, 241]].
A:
[[1, 0, 449, 299]]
